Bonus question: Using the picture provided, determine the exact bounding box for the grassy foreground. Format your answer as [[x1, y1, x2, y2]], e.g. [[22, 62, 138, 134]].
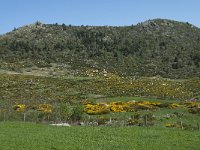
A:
[[0, 122, 200, 150]]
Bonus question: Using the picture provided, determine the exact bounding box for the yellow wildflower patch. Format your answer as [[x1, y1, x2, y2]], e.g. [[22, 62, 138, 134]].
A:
[[84, 100, 163, 115], [84, 103, 110, 115], [38, 104, 53, 113], [13, 103, 53, 113], [184, 102, 200, 108], [169, 103, 182, 109], [165, 123, 177, 127], [13, 104, 26, 112]]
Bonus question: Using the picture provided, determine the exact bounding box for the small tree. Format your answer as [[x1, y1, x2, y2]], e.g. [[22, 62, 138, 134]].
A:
[[59, 102, 72, 122], [35, 21, 43, 26]]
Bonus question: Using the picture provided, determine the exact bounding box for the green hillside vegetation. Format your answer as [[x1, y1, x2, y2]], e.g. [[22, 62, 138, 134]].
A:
[[0, 73, 199, 104], [0, 19, 200, 78], [0, 73, 200, 129]]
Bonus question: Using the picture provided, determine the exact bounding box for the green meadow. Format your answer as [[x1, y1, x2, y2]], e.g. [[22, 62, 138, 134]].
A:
[[0, 122, 200, 150]]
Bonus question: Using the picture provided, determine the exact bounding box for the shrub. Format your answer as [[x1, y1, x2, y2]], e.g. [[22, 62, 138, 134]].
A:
[[70, 104, 84, 121]]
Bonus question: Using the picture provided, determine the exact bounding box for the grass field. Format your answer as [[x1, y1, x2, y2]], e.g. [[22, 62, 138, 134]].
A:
[[0, 122, 200, 150]]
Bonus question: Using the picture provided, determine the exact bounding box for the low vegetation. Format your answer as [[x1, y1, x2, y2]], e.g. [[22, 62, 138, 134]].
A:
[[0, 73, 199, 131]]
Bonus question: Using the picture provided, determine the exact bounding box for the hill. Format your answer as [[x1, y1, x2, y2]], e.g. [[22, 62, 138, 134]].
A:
[[0, 19, 200, 78]]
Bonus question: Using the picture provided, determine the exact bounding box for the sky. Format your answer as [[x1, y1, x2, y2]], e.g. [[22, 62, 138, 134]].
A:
[[0, 0, 200, 34]]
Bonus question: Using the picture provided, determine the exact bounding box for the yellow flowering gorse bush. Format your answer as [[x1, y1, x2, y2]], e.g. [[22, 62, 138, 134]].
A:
[[84, 100, 200, 115], [12, 104, 53, 113], [13, 104, 26, 112]]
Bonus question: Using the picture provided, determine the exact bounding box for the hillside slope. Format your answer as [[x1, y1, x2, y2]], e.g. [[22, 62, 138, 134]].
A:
[[0, 19, 200, 78]]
